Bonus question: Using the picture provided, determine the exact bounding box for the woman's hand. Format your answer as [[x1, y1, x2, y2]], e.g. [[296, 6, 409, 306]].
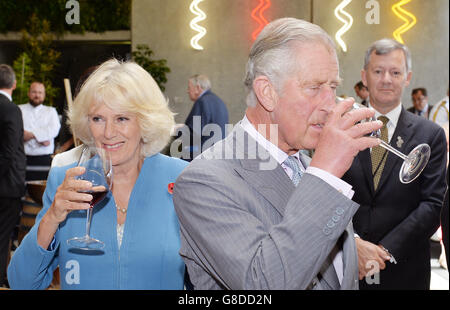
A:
[[37, 167, 93, 249]]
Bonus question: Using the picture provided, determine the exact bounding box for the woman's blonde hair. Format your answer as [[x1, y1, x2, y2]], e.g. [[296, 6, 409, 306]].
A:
[[68, 58, 175, 157]]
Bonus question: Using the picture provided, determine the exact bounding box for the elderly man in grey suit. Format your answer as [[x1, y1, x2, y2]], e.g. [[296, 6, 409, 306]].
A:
[[173, 18, 382, 290]]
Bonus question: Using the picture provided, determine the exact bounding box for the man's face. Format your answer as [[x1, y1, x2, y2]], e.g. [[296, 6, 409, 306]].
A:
[[271, 42, 339, 153], [187, 80, 201, 102], [355, 86, 369, 100], [362, 49, 412, 112], [412, 90, 427, 111], [28, 82, 46, 107]]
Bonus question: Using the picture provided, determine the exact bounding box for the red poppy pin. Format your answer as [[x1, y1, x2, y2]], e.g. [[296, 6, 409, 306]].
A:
[[168, 182, 174, 195]]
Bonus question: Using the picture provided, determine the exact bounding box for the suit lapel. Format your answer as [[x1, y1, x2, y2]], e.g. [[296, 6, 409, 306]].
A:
[[376, 108, 414, 192], [231, 124, 294, 216], [235, 163, 294, 216]]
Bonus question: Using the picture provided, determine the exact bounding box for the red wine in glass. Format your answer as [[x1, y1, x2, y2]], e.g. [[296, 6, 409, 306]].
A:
[[67, 146, 113, 250]]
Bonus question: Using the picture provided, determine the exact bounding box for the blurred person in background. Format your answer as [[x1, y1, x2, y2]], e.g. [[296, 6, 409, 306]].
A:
[[407, 87, 433, 118], [19, 82, 61, 181], [0, 64, 26, 288], [354, 81, 369, 106]]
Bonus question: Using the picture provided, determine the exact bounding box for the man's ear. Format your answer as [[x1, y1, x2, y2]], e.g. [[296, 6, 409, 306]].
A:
[[252, 76, 277, 112], [405, 71, 412, 87], [12, 80, 17, 91], [361, 69, 368, 89]]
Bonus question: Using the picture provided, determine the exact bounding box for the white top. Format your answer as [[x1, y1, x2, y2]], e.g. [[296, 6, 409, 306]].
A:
[[117, 223, 125, 248], [430, 96, 449, 126], [19, 103, 61, 156], [51, 145, 84, 167], [0, 90, 12, 101], [240, 115, 354, 285]]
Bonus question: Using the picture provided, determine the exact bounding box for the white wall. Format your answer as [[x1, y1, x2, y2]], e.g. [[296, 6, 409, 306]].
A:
[[132, 0, 449, 124]]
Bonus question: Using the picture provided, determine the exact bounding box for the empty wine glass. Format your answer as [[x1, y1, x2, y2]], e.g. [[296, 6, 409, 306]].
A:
[[67, 146, 113, 250], [339, 97, 430, 184]]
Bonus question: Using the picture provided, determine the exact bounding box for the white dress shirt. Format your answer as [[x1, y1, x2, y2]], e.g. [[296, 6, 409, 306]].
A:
[[19, 103, 61, 156], [430, 96, 449, 126], [0, 90, 12, 101], [240, 115, 356, 285], [369, 102, 402, 143]]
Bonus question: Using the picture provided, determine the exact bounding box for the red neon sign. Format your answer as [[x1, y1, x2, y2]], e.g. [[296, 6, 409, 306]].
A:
[[251, 0, 271, 40]]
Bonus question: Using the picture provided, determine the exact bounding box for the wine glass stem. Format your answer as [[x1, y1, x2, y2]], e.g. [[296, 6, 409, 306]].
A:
[[85, 207, 93, 238], [379, 140, 408, 161]]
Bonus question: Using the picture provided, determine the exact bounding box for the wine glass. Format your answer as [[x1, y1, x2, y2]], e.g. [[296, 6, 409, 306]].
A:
[[340, 97, 431, 184], [67, 146, 113, 250]]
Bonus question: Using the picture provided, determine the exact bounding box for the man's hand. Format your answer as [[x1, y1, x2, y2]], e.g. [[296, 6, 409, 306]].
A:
[[310, 97, 382, 178], [39, 140, 50, 146], [355, 237, 391, 280], [23, 130, 35, 142]]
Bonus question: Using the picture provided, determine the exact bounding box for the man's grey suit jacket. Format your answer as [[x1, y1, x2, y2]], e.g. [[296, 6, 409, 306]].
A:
[[173, 123, 360, 289]]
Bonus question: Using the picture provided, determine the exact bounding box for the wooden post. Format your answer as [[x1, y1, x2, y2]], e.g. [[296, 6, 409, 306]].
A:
[[63, 78, 79, 147]]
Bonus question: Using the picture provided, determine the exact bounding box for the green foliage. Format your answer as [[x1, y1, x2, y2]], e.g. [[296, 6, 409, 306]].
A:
[[12, 53, 33, 105], [132, 45, 171, 92], [0, 0, 131, 34], [12, 14, 61, 106]]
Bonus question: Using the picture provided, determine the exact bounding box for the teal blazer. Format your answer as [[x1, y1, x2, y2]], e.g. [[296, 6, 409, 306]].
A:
[[8, 153, 188, 289]]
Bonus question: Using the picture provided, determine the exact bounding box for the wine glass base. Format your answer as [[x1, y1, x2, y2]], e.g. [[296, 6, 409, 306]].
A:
[[67, 236, 105, 251], [399, 143, 431, 184]]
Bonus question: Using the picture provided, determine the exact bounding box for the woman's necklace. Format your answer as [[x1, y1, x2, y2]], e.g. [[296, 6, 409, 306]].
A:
[[116, 203, 128, 214]]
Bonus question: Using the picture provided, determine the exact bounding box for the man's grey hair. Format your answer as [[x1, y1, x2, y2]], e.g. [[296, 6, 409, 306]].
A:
[[0, 64, 16, 89], [364, 38, 412, 73], [189, 74, 211, 91], [244, 17, 337, 107]]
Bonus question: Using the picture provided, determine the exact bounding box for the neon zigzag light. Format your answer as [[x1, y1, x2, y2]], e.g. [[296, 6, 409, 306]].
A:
[[334, 0, 353, 52], [251, 0, 271, 40], [189, 0, 207, 50], [392, 0, 416, 44]]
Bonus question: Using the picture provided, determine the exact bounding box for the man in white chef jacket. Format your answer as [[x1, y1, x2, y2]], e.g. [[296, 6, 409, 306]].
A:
[[19, 82, 61, 181]]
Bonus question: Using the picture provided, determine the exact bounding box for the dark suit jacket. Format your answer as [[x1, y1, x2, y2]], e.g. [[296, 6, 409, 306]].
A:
[[441, 167, 449, 269], [184, 90, 228, 160], [342, 107, 447, 289], [407, 105, 433, 118], [0, 93, 26, 198]]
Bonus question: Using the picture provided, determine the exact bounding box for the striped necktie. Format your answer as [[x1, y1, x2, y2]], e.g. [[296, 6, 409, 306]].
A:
[[283, 156, 303, 186]]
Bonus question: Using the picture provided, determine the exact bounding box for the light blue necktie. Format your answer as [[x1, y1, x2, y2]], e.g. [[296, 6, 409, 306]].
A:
[[283, 156, 303, 186]]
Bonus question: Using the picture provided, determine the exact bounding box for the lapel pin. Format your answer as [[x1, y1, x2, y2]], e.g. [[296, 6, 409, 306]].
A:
[[396, 136, 404, 148]]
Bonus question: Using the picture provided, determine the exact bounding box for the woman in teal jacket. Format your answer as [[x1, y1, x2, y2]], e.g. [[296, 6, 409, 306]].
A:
[[8, 59, 188, 289]]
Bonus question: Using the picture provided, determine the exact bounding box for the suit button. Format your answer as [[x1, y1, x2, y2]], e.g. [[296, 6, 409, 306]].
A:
[[332, 215, 340, 222], [336, 207, 344, 215], [323, 227, 331, 235], [327, 220, 335, 228]]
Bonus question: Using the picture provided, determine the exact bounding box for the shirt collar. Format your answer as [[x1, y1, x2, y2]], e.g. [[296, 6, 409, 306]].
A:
[[240, 115, 301, 166], [27, 102, 44, 111], [0, 90, 12, 101], [197, 89, 209, 100], [419, 103, 429, 113], [369, 102, 402, 129]]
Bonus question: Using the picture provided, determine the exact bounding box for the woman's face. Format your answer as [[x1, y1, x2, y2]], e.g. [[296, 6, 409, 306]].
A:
[[88, 103, 142, 168]]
